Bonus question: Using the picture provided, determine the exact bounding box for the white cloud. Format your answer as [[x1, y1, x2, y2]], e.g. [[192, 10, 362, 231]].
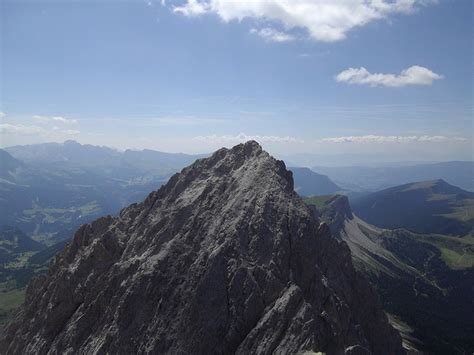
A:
[[193, 133, 304, 144], [335, 65, 443, 87], [0, 112, 5, 119], [0, 124, 44, 136], [173, 0, 208, 16], [171, 0, 432, 42], [32, 115, 78, 124], [298, 51, 330, 58], [0, 123, 80, 137], [250, 27, 296, 42], [319, 135, 466, 143]]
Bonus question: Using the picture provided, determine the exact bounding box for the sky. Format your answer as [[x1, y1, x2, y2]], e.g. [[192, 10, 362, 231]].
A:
[[1, 0, 473, 165]]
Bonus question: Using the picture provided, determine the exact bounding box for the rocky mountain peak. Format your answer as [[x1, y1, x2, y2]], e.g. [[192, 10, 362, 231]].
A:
[[162, 140, 293, 193], [63, 139, 81, 146], [1, 141, 403, 354]]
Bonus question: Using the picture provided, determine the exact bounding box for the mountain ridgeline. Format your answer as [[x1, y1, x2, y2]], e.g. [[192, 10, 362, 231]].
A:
[[352, 179, 474, 236], [4, 140, 206, 170], [1, 142, 403, 354]]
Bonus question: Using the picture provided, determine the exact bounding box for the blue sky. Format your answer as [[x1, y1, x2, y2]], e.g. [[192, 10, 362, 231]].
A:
[[1, 0, 472, 164]]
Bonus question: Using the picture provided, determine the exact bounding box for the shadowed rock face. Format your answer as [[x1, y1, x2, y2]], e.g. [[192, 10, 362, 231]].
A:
[[1, 141, 403, 355]]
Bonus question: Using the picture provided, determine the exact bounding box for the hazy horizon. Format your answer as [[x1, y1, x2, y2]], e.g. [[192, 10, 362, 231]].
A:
[[3, 138, 474, 168]]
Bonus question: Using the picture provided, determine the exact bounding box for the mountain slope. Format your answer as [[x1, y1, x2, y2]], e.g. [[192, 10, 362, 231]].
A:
[[352, 179, 474, 235], [307, 195, 474, 354], [0, 150, 24, 179], [290, 167, 341, 196], [1, 141, 402, 354]]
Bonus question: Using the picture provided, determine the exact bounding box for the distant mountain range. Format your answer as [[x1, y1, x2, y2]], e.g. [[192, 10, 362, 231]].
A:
[[5, 140, 206, 172], [313, 161, 474, 192], [352, 179, 474, 236], [306, 194, 474, 354], [0, 141, 207, 245]]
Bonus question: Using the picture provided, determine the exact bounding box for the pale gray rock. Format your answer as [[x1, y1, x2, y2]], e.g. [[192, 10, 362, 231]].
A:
[[1, 141, 403, 354]]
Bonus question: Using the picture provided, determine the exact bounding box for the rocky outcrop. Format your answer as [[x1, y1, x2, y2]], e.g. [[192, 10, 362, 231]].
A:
[[317, 195, 354, 235], [1, 141, 403, 354]]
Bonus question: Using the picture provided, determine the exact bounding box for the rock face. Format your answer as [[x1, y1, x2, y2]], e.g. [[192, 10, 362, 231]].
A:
[[1, 141, 403, 354], [317, 195, 354, 235]]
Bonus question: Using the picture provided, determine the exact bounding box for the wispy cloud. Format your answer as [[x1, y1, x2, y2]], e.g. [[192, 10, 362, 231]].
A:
[[0, 112, 5, 119], [151, 115, 225, 126], [298, 51, 329, 58], [319, 135, 467, 143], [0, 123, 80, 136], [335, 66, 443, 87], [33, 115, 78, 124], [193, 133, 304, 144], [173, 0, 207, 16], [0, 123, 44, 136], [171, 0, 433, 42], [250, 27, 296, 42], [51, 126, 81, 135]]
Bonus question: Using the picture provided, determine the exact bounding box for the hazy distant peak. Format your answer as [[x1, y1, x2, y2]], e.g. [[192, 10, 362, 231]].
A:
[[290, 166, 341, 196], [63, 139, 81, 146], [352, 179, 474, 235], [0, 149, 24, 178]]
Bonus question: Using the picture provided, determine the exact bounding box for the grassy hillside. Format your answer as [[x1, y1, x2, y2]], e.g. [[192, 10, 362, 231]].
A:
[[0, 228, 68, 326], [303, 195, 333, 208]]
